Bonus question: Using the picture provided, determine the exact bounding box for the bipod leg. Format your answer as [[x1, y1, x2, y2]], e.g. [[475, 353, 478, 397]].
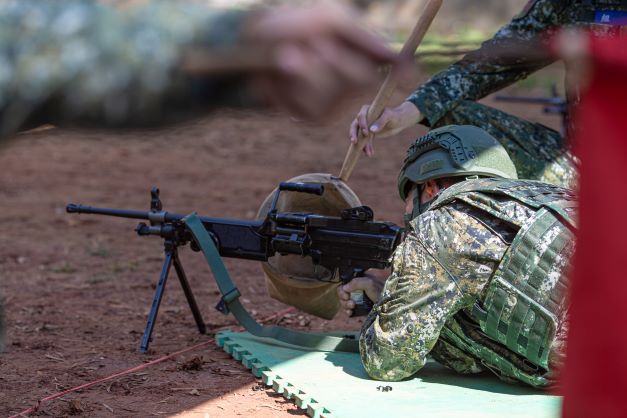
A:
[[172, 250, 206, 335], [139, 242, 174, 353]]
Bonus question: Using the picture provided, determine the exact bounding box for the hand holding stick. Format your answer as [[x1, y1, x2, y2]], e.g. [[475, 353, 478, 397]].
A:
[[339, 0, 442, 182]]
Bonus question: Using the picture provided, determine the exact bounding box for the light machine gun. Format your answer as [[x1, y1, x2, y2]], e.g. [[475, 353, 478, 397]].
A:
[[66, 182, 401, 352]]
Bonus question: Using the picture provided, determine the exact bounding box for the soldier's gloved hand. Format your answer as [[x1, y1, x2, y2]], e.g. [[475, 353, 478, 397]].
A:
[[336, 273, 384, 317], [244, 4, 402, 119], [349, 101, 422, 157]]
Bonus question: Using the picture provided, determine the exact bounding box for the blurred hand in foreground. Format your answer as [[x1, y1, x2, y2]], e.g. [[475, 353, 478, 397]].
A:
[[244, 4, 402, 119], [3, 2, 400, 139]]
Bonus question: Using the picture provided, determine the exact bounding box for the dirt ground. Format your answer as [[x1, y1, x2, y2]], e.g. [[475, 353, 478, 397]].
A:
[[0, 88, 561, 417]]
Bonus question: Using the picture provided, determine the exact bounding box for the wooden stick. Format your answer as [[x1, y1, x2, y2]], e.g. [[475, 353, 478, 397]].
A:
[[338, 0, 442, 182]]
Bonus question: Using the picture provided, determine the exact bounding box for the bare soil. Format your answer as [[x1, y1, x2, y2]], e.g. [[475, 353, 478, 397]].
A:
[[0, 90, 560, 417]]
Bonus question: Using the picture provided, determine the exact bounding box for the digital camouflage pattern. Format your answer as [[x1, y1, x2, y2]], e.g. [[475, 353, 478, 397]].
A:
[[360, 178, 574, 387], [0, 1, 249, 138], [410, 0, 627, 126], [407, 0, 627, 189], [431, 178, 575, 387], [360, 196, 515, 381]]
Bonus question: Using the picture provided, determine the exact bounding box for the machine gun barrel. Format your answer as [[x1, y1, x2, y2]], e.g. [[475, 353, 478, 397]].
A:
[[66, 203, 262, 228], [66, 203, 153, 220], [66, 203, 269, 261]]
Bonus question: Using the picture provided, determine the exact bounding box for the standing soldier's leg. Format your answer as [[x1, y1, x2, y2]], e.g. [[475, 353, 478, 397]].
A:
[[434, 100, 578, 188]]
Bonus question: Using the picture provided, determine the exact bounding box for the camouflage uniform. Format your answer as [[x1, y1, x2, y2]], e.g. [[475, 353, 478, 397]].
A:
[[0, 1, 251, 138], [408, 0, 627, 188], [360, 178, 575, 387]]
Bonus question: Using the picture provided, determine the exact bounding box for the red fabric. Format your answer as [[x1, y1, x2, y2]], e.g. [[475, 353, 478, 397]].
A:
[[561, 35, 627, 418]]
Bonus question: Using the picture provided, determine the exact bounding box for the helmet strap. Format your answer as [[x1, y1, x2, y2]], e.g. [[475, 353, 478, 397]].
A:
[[403, 213, 413, 232], [416, 181, 447, 216], [403, 187, 422, 231], [417, 192, 436, 216], [405, 181, 449, 230]]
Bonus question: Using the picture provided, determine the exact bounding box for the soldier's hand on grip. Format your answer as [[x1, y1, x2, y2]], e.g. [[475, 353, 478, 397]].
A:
[[349, 101, 422, 157], [336, 274, 384, 317]]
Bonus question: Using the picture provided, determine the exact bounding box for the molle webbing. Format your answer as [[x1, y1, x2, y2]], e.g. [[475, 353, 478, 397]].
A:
[[471, 207, 574, 369], [430, 179, 576, 376], [439, 320, 548, 388]]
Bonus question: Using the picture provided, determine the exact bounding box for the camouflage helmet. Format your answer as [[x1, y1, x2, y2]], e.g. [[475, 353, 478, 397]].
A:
[[398, 125, 518, 199]]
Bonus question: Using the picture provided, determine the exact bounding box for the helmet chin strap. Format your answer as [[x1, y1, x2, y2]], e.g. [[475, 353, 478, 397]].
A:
[[416, 186, 439, 217], [404, 185, 441, 230]]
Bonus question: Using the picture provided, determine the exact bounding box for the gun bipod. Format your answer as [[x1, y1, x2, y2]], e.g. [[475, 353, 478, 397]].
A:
[[139, 238, 206, 353]]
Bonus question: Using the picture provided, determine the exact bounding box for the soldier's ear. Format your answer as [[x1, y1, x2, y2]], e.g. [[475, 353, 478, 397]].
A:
[[422, 180, 440, 200]]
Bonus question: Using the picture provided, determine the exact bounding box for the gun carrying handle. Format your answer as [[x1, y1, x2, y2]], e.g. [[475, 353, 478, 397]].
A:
[[269, 182, 326, 213], [338, 0, 443, 182], [279, 182, 324, 195]]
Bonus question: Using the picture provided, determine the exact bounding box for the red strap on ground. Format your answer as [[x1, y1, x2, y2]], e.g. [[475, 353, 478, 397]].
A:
[[8, 340, 212, 418], [561, 35, 627, 418]]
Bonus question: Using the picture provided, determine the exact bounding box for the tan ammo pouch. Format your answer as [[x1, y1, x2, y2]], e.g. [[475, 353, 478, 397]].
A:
[[256, 173, 362, 319]]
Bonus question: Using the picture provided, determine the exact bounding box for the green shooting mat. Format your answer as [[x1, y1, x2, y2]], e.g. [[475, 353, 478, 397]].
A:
[[216, 330, 562, 418]]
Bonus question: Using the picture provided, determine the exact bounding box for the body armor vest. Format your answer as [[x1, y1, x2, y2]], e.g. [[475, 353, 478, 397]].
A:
[[426, 178, 577, 387]]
